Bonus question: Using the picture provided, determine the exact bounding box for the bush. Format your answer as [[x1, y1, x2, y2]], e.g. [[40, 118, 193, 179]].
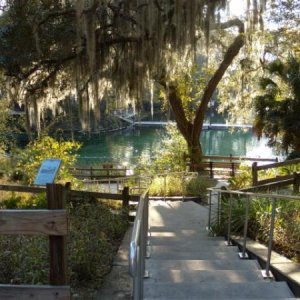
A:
[[16, 136, 81, 184], [0, 194, 129, 294], [212, 195, 300, 262], [185, 176, 215, 199], [149, 174, 215, 198]]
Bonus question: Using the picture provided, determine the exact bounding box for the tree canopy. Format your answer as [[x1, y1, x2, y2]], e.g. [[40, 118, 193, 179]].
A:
[[0, 0, 267, 133]]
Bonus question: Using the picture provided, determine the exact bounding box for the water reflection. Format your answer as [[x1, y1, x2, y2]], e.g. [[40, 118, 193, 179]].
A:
[[78, 127, 275, 165]]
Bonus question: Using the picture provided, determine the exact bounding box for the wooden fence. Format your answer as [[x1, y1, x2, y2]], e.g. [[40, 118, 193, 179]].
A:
[[252, 158, 300, 192], [69, 166, 127, 180], [0, 183, 136, 299], [0, 184, 69, 300], [193, 155, 277, 178]]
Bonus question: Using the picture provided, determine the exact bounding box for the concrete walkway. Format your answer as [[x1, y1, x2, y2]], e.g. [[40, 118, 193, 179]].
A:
[[144, 200, 299, 300]]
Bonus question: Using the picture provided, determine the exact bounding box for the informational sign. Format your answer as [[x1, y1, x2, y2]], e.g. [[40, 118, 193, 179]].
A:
[[34, 159, 62, 186]]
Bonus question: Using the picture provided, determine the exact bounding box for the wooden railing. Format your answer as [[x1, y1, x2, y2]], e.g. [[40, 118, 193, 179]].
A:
[[252, 158, 300, 192], [192, 155, 277, 178], [69, 166, 127, 180], [0, 183, 138, 299], [203, 155, 278, 163], [0, 183, 70, 300]]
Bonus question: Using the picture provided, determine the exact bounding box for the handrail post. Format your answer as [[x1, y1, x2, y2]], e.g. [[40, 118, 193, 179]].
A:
[[239, 195, 250, 259], [262, 197, 276, 278], [207, 190, 212, 231], [217, 191, 221, 227], [226, 193, 233, 246], [164, 174, 167, 201], [182, 174, 185, 201]]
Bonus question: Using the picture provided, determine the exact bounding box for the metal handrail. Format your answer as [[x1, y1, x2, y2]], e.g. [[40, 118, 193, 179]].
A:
[[129, 190, 149, 300], [207, 187, 300, 278]]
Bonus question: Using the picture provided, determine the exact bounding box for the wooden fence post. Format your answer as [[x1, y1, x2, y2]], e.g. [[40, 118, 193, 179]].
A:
[[122, 186, 129, 210], [252, 162, 258, 186], [209, 161, 213, 178], [46, 184, 68, 285], [90, 166, 93, 180], [231, 162, 235, 177], [293, 172, 299, 194]]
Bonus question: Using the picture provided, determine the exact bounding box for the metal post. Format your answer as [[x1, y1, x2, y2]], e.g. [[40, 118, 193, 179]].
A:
[[164, 174, 167, 201], [217, 192, 221, 227], [226, 193, 233, 246], [182, 174, 185, 201], [133, 245, 141, 300], [262, 197, 276, 279], [207, 190, 212, 231], [239, 195, 250, 259]]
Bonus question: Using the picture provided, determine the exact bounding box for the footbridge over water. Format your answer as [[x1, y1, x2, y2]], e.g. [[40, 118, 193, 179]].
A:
[[113, 110, 253, 130]]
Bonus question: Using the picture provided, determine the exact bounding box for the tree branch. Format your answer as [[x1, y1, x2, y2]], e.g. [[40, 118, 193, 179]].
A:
[[193, 21, 245, 135]]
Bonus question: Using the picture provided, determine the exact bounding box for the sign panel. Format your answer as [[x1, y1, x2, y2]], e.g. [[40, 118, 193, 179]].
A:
[[34, 159, 62, 186]]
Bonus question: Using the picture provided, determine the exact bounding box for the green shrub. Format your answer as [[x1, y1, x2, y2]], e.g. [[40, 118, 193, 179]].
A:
[[16, 136, 81, 184], [149, 175, 215, 198], [185, 176, 215, 199], [0, 195, 129, 293], [149, 176, 183, 196], [212, 195, 300, 262], [0, 194, 22, 208]]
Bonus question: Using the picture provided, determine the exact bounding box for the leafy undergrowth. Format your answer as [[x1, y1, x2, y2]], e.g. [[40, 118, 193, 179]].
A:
[[212, 193, 300, 263], [0, 193, 129, 298], [149, 175, 215, 201]]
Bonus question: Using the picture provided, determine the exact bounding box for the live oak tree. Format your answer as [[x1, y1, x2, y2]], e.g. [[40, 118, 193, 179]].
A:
[[0, 0, 268, 167]]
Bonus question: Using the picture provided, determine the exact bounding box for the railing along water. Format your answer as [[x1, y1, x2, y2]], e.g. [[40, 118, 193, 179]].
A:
[[129, 190, 149, 300], [207, 188, 300, 278]]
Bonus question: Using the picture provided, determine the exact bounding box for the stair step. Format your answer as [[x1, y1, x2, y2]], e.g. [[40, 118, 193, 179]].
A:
[[149, 248, 239, 260], [149, 227, 219, 237], [149, 236, 228, 246], [143, 281, 295, 299], [146, 259, 260, 271], [145, 269, 264, 284], [144, 296, 300, 300], [149, 244, 238, 253]]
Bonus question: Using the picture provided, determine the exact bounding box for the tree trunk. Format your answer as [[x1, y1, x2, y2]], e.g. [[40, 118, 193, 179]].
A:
[[188, 133, 203, 171], [161, 20, 245, 172]]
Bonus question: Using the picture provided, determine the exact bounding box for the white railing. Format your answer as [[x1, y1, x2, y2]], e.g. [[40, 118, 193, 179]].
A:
[[207, 188, 300, 278]]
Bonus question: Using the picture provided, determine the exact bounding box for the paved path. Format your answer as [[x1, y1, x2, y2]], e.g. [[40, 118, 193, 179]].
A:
[[144, 200, 299, 300]]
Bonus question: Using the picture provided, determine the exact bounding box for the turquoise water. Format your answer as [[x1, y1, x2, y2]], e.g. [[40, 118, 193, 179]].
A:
[[77, 127, 275, 166]]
